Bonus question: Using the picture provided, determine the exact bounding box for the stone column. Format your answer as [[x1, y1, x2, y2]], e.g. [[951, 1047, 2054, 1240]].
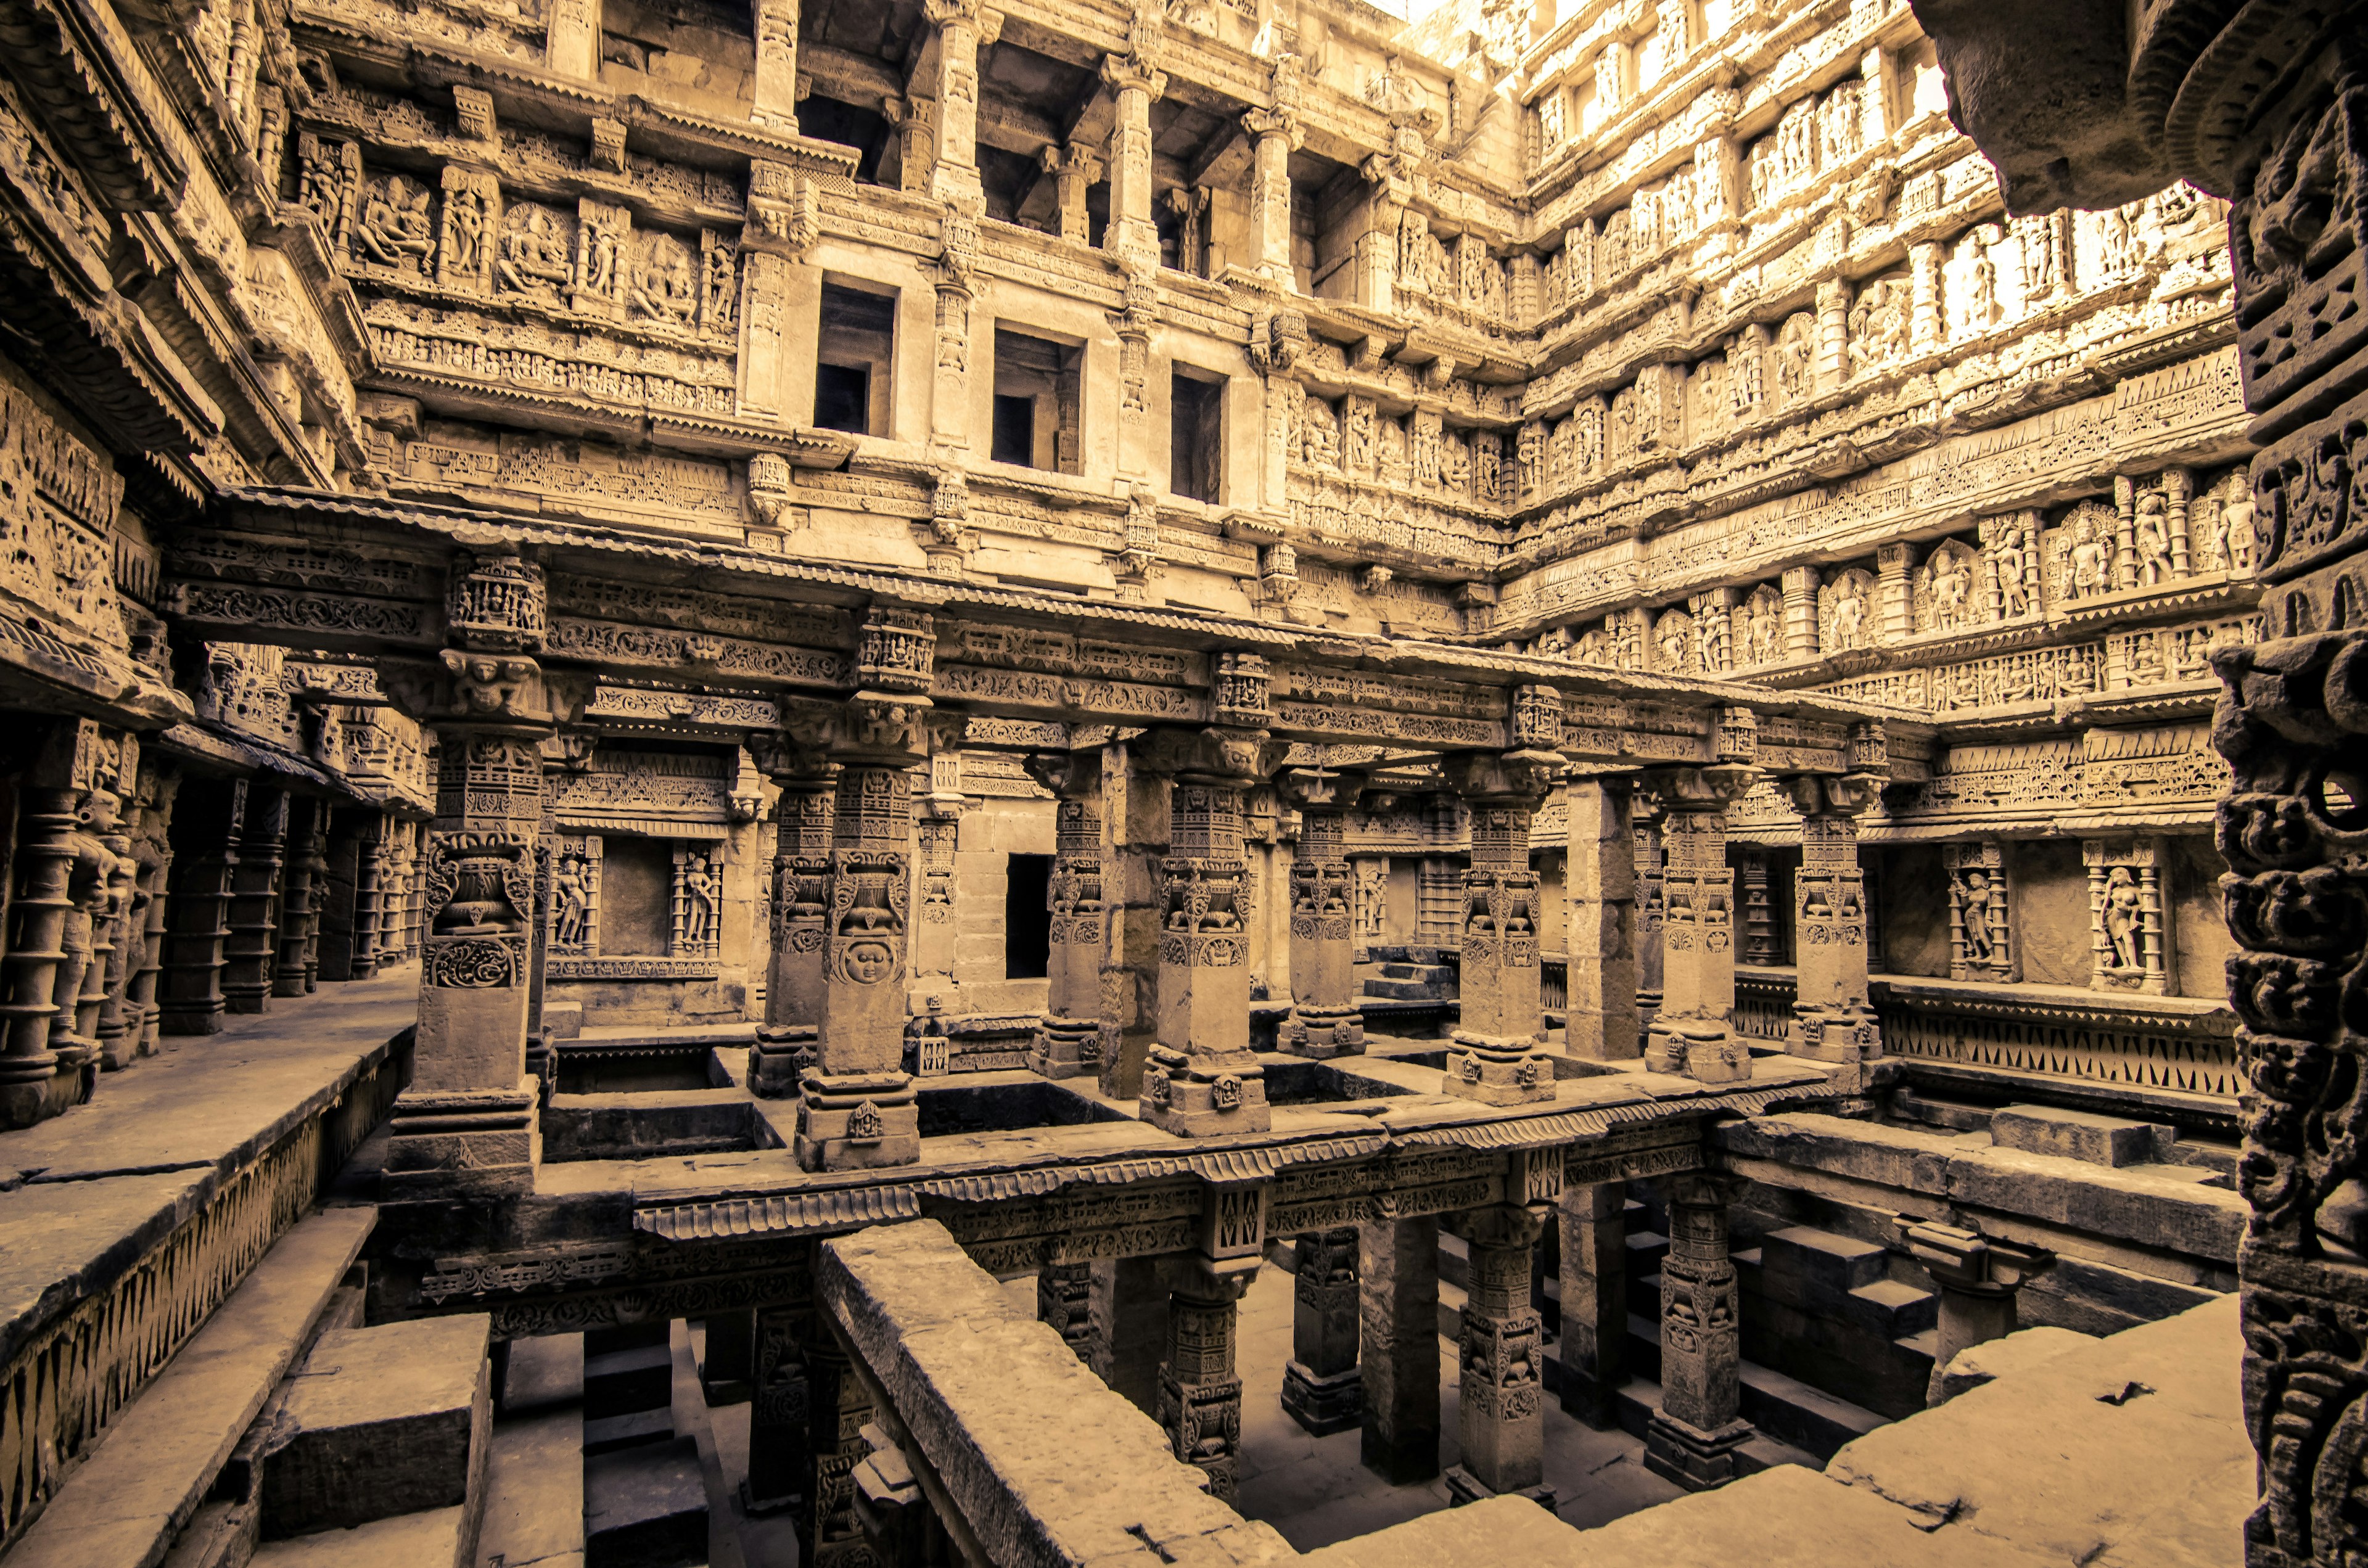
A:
[[1557, 1181, 1628, 1427], [1281, 1228, 1362, 1435], [1442, 747, 1561, 1104], [1564, 776, 1639, 1060], [273, 797, 327, 998], [1445, 1205, 1550, 1506], [801, 1328, 875, 1567], [1633, 802, 1664, 1035], [921, 0, 993, 208], [1243, 107, 1301, 284], [1024, 750, 1103, 1079], [1140, 675, 1273, 1137], [1100, 739, 1168, 1101], [794, 713, 928, 1172], [1101, 50, 1167, 279], [1156, 1255, 1257, 1503], [1783, 770, 1883, 1072], [1360, 1214, 1439, 1484], [1779, 565, 1820, 659], [157, 775, 245, 1036], [0, 723, 106, 1127], [221, 784, 287, 1013], [89, 774, 143, 1070], [1276, 766, 1366, 1058], [545, 0, 598, 80], [1899, 1219, 2055, 1406], [1091, 1255, 1167, 1414], [750, 0, 800, 131], [1043, 141, 1101, 244], [744, 1301, 812, 1516], [1645, 1170, 1753, 1490], [1037, 1259, 1096, 1361], [749, 741, 834, 1098], [378, 551, 580, 1197], [1642, 740, 1760, 1085]]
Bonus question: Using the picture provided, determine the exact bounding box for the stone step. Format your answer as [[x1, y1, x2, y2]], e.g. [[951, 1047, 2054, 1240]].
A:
[[1378, 963, 1454, 981], [1758, 1225, 1893, 1296], [259, 1315, 492, 1545], [1362, 977, 1452, 1000], [250, 1506, 474, 1567], [1438, 1279, 1468, 1342], [585, 1406, 678, 1456], [477, 1388, 587, 1568], [1612, 1311, 1889, 1463], [585, 1342, 676, 1421], [584, 1434, 709, 1568], [1991, 1103, 2167, 1167], [1367, 945, 1458, 966], [1608, 1378, 1824, 1477]]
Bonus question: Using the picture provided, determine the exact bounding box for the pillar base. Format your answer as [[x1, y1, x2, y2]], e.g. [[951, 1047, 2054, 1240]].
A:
[[381, 1085, 540, 1197], [1027, 1014, 1101, 1080], [1444, 1465, 1557, 1511], [1791, 1003, 1880, 1065], [795, 1069, 920, 1170], [1645, 1022, 1753, 1085], [0, 1054, 70, 1130], [1643, 1411, 1754, 1492], [1281, 1361, 1363, 1436], [1442, 1033, 1558, 1104], [1359, 1422, 1439, 1484], [1283, 1007, 1365, 1059], [750, 1024, 816, 1098], [1140, 1045, 1271, 1136]]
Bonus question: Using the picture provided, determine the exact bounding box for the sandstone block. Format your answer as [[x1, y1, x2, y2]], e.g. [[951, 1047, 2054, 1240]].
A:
[[1989, 1105, 2158, 1167], [585, 1436, 708, 1568]]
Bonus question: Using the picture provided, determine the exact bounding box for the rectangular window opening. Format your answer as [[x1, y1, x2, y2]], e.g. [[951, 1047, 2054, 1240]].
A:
[[992, 326, 1083, 474], [1169, 369, 1224, 503], [1005, 852, 1053, 980], [816, 280, 897, 437]]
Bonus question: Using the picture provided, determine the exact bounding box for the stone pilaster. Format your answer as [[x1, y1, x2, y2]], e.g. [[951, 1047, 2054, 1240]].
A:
[[1024, 750, 1103, 1079], [1633, 802, 1664, 1035], [1445, 1205, 1551, 1506], [750, 738, 835, 1099], [157, 775, 245, 1036], [1642, 738, 1760, 1085], [1442, 746, 1560, 1104], [1645, 1170, 1753, 1490], [1281, 1228, 1362, 1436], [221, 784, 287, 1013], [1155, 1254, 1256, 1504], [750, 0, 800, 131], [1037, 1259, 1096, 1362], [1557, 1181, 1629, 1427], [1899, 1218, 2055, 1407], [1360, 1215, 1439, 1484], [1783, 768, 1883, 1072], [1564, 776, 1640, 1060], [378, 548, 580, 1197], [1780, 564, 1820, 659], [1276, 767, 1366, 1058]]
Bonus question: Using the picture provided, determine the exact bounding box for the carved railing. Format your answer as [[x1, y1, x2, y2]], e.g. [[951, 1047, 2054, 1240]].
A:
[[1724, 965, 2243, 1103]]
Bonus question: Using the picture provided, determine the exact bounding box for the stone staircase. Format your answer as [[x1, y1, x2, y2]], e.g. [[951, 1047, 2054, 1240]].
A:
[[1737, 1225, 1941, 1422], [577, 1323, 710, 1568], [1358, 945, 1460, 1002]]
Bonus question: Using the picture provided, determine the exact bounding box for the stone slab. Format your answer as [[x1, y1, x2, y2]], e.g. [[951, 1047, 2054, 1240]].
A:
[[479, 1405, 587, 1568], [1989, 1105, 2157, 1168], [583, 1436, 707, 1568], [249, 1505, 470, 1568], [261, 1315, 491, 1538], [5, 1207, 376, 1568], [503, 1332, 586, 1413], [1936, 1325, 2097, 1402], [1827, 1295, 2250, 1567]]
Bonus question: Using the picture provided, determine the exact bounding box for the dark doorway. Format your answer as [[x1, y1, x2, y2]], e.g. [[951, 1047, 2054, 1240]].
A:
[[1005, 852, 1053, 979]]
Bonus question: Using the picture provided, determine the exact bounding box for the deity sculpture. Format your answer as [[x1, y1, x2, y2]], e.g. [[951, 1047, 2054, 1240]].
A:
[[357, 179, 433, 270], [1962, 871, 1996, 964], [2101, 866, 2142, 971]]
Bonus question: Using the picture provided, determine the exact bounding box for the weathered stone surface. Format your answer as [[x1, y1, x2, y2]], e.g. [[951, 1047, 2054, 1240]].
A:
[[583, 1437, 706, 1568], [261, 1315, 492, 1540], [249, 1504, 472, 1567], [1989, 1106, 2156, 1169], [1935, 1325, 2097, 1403]]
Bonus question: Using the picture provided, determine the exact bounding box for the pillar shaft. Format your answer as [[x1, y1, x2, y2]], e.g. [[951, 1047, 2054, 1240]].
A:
[[1102, 59, 1166, 275], [1564, 777, 1639, 1060], [1156, 1257, 1254, 1504], [1101, 741, 1167, 1101], [753, 763, 834, 1096], [1443, 750, 1558, 1104], [923, 0, 989, 206], [1643, 764, 1758, 1085], [1244, 110, 1300, 282], [1092, 1255, 1167, 1414], [1027, 752, 1103, 1079], [1281, 1228, 1362, 1435], [1279, 769, 1365, 1058], [156, 775, 244, 1036], [1785, 774, 1882, 1067], [273, 796, 327, 998], [1360, 1214, 1439, 1484], [1557, 1182, 1629, 1427], [221, 785, 287, 1013], [750, 0, 800, 129], [800, 1334, 874, 1567], [1037, 1259, 1096, 1361], [0, 723, 111, 1127], [1447, 1205, 1548, 1503], [744, 1302, 812, 1515], [1645, 1170, 1752, 1490]]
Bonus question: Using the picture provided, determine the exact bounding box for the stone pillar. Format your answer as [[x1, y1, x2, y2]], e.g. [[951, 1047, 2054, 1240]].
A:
[[1102, 50, 1167, 278], [800, 1329, 875, 1567], [1043, 141, 1100, 244], [1243, 109, 1301, 284], [1780, 565, 1820, 659], [1633, 802, 1664, 1035], [921, 0, 993, 208], [0, 723, 107, 1127], [273, 797, 327, 998], [1442, 747, 1561, 1104], [1091, 1255, 1167, 1414], [1155, 1255, 1256, 1504], [1360, 1214, 1439, 1484], [544, 0, 598, 80], [1735, 847, 1776, 966], [1642, 745, 1759, 1085], [744, 1302, 812, 1515], [1899, 1220, 2055, 1407], [750, 0, 800, 131], [89, 774, 143, 1070], [701, 1309, 756, 1405], [1783, 771, 1883, 1070], [1100, 739, 1168, 1101], [1645, 1170, 1753, 1490], [221, 784, 287, 1013], [1557, 1181, 1628, 1427], [1875, 541, 1915, 644], [1276, 767, 1365, 1058], [1139, 683, 1273, 1137], [1281, 1228, 1362, 1435], [378, 550, 580, 1197], [1024, 750, 1103, 1079], [1037, 1259, 1096, 1361], [157, 775, 245, 1036], [1446, 1205, 1550, 1506], [750, 743, 834, 1098]]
